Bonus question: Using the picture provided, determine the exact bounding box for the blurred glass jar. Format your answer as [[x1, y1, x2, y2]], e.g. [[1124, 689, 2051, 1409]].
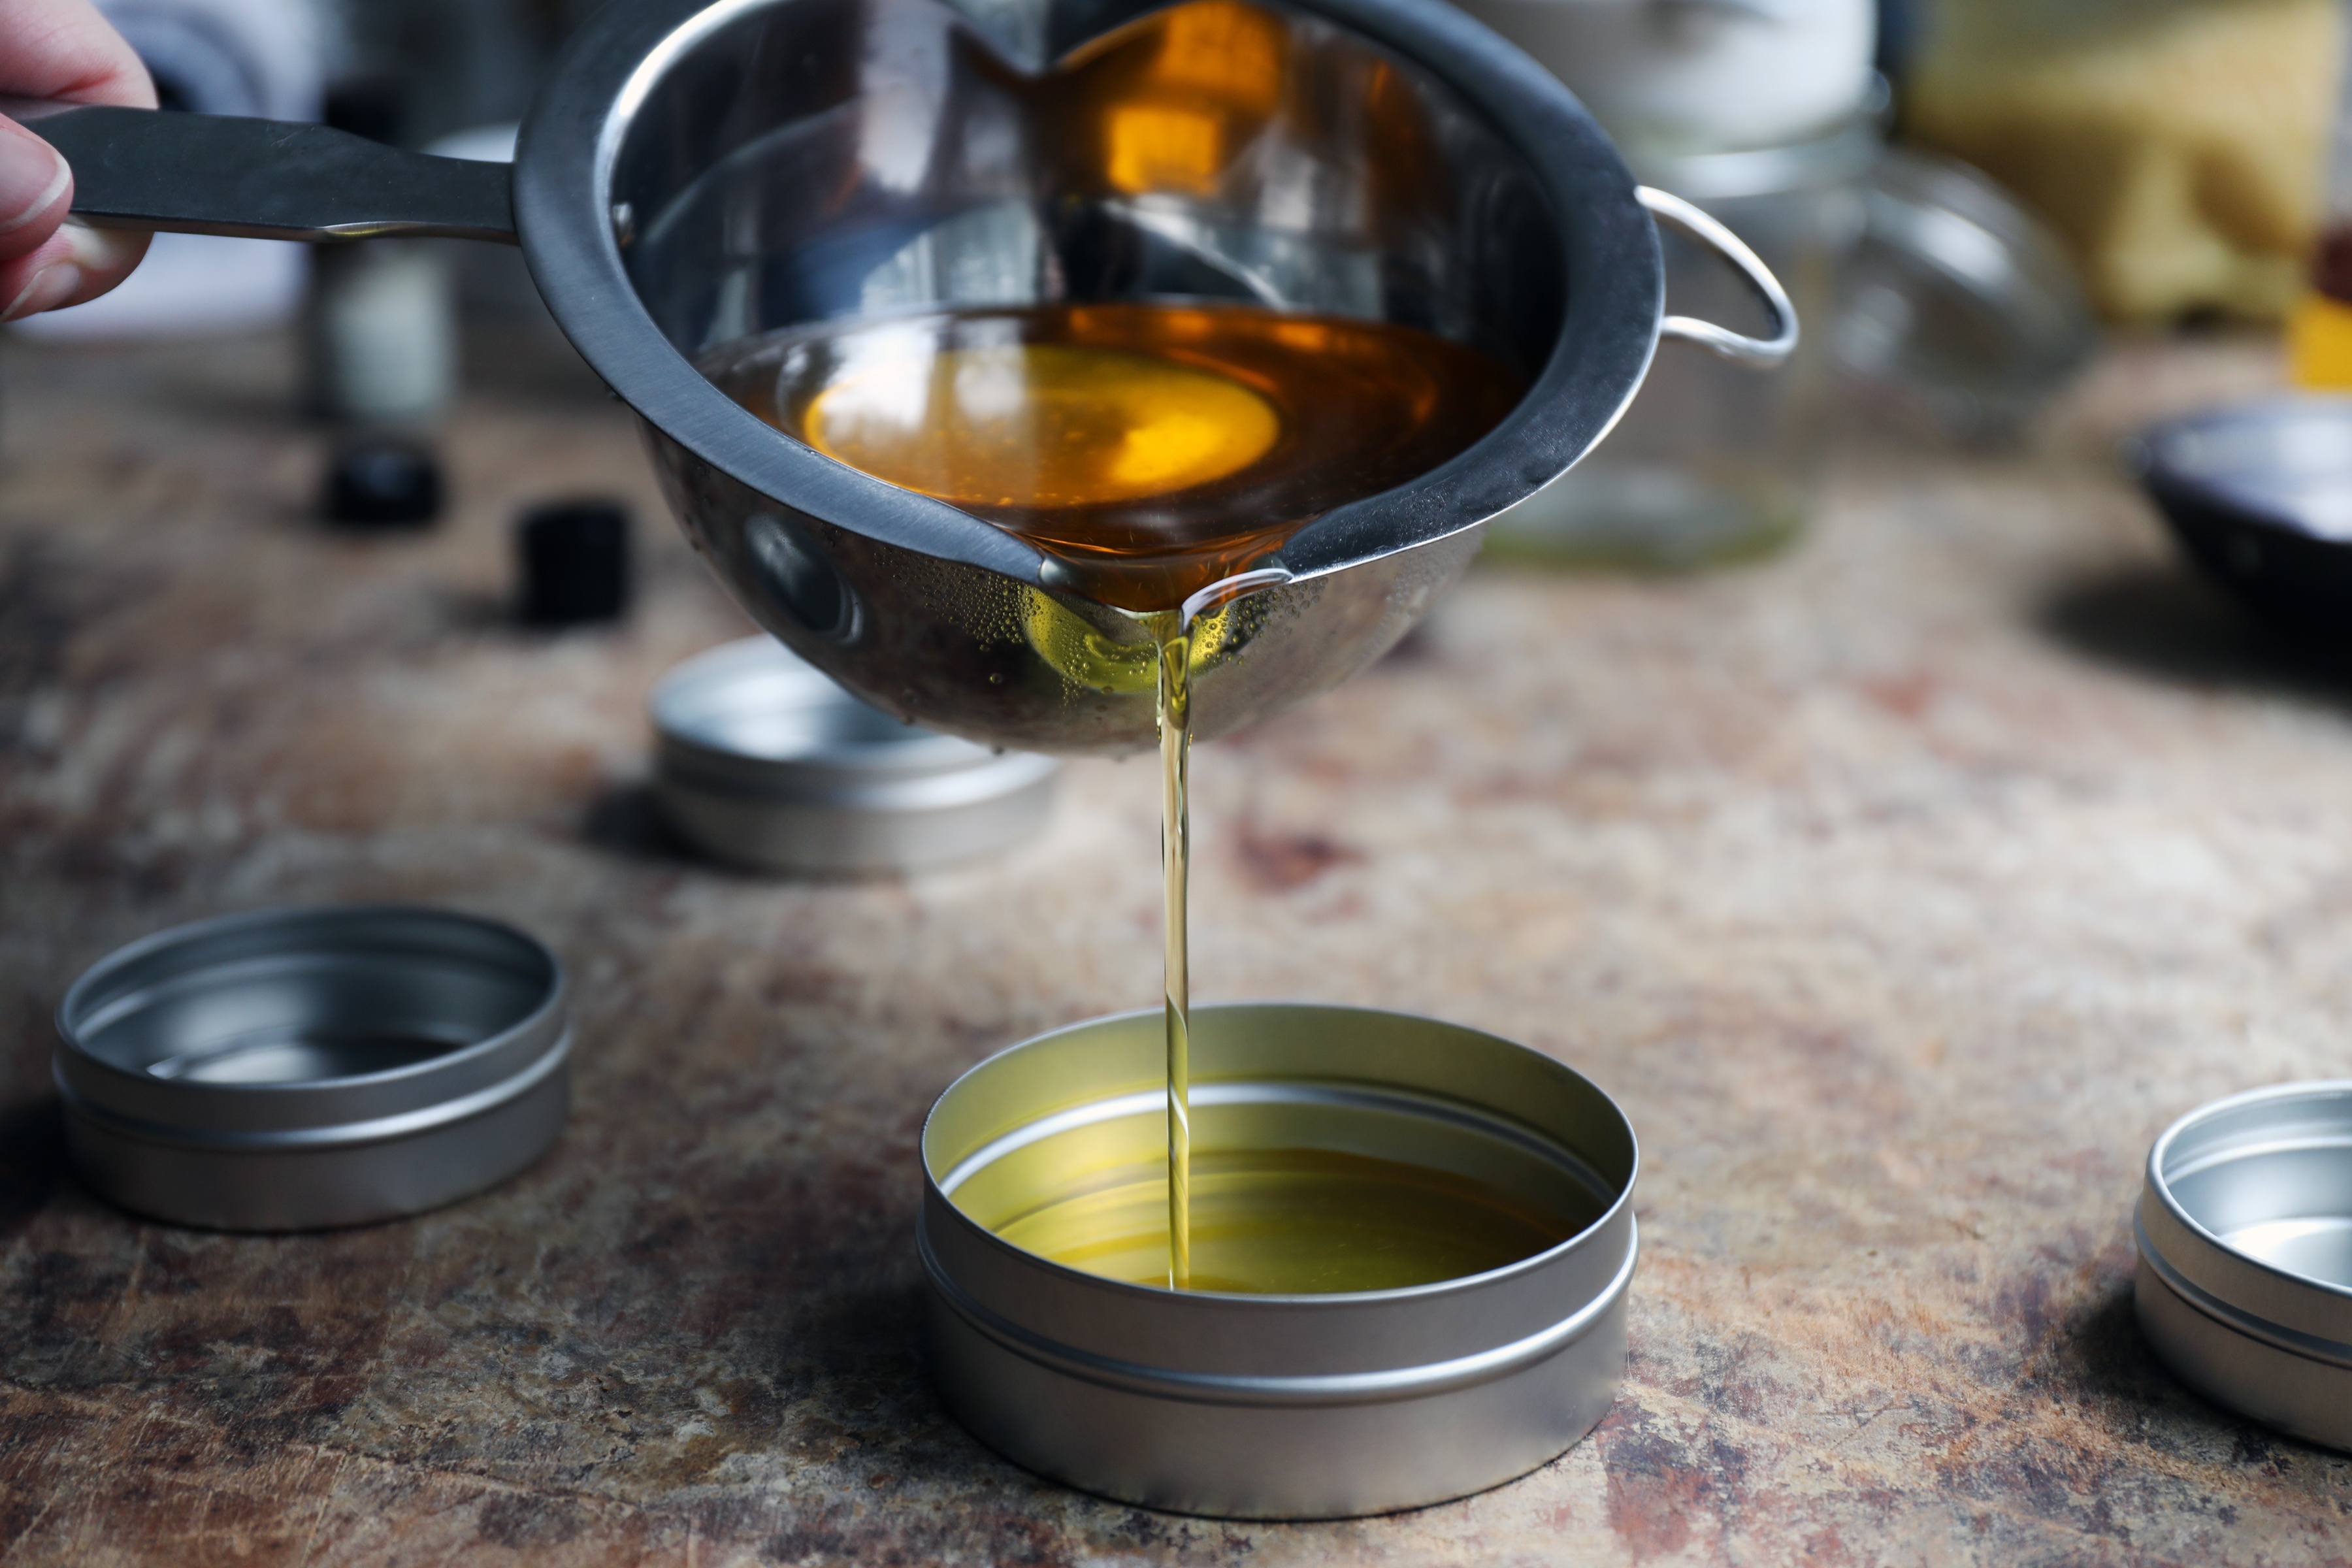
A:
[[1833, 147, 2097, 446], [1451, 0, 1876, 156], [1486, 118, 1874, 567]]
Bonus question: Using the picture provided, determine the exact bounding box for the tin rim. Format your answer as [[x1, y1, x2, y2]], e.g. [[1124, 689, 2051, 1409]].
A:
[[2142, 1079, 2352, 1316], [651, 638, 1062, 796], [56, 904, 570, 1140], [920, 1216, 1639, 1407], [653, 638, 989, 779], [922, 1002, 1639, 1306]]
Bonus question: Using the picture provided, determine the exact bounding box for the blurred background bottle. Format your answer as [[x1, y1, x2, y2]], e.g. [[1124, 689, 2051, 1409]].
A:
[[1457, 0, 1881, 567], [2290, 12, 2352, 388], [1454, 0, 1878, 160], [302, 76, 458, 427]]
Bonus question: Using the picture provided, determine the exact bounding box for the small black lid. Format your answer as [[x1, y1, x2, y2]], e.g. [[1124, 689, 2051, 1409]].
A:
[[517, 499, 632, 626], [323, 440, 443, 529]]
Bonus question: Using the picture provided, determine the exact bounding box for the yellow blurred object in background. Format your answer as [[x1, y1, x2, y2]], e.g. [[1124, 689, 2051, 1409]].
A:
[[2292, 30, 2352, 387], [2290, 291, 2352, 386], [1906, 0, 2343, 324]]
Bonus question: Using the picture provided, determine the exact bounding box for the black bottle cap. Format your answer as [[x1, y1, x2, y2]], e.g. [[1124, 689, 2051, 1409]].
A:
[[517, 500, 632, 626], [323, 440, 443, 528]]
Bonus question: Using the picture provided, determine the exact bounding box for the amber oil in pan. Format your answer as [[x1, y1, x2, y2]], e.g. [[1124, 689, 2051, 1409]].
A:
[[701, 302, 1526, 612], [705, 300, 1533, 1294]]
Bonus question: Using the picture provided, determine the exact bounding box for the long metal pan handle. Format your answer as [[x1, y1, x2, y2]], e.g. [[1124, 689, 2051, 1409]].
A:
[[1637, 185, 1798, 369], [1, 101, 516, 245]]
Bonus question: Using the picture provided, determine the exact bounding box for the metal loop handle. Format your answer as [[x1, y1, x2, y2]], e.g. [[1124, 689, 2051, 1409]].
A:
[[1637, 186, 1799, 369]]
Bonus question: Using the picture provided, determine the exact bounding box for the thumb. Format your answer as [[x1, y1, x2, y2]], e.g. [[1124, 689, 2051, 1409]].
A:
[[0, 115, 72, 263]]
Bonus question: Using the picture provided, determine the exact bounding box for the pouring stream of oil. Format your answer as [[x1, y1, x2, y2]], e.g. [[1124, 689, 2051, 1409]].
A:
[[1156, 612, 1194, 1289], [709, 300, 1539, 1291]]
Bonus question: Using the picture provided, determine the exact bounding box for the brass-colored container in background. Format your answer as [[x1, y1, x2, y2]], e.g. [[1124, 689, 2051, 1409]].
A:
[[919, 1004, 1639, 1518]]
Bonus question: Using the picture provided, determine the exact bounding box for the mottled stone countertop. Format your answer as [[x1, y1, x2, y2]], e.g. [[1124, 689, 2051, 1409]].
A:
[[3, 329, 2350, 1566]]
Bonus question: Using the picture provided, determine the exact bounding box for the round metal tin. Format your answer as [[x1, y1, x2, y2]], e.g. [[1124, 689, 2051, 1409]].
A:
[[2136, 1081, 2352, 1450], [55, 906, 570, 1232], [919, 1003, 1639, 1518], [651, 637, 1058, 875]]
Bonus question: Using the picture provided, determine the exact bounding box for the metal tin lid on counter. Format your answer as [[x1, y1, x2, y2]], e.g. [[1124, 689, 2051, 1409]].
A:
[[55, 906, 571, 1232], [2136, 1081, 2352, 1450], [651, 637, 1059, 875]]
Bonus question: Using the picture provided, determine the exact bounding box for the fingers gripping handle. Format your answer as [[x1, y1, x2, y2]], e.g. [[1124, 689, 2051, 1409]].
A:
[[2, 101, 515, 244], [1638, 186, 1798, 369]]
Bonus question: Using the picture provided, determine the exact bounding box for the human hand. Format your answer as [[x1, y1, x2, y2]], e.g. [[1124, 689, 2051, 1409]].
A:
[[1, 0, 155, 322]]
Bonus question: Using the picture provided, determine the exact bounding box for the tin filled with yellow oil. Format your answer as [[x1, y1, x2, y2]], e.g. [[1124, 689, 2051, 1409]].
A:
[[919, 1003, 1639, 1518]]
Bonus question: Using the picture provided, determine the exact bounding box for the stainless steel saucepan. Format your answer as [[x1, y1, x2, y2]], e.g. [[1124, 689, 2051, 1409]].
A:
[[11, 0, 1793, 753]]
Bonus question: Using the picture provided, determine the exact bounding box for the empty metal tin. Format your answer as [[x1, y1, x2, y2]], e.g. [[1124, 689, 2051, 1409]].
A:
[[2136, 1081, 2352, 1449], [651, 638, 1058, 875], [56, 906, 570, 1232], [920, 1003, 1639, 1518]]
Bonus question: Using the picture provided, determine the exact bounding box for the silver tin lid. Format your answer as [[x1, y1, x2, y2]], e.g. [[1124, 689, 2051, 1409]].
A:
[[55, 905, 571, 1232], [651, 637, 1059, 875], [2136, 1081, 2352, 1450]]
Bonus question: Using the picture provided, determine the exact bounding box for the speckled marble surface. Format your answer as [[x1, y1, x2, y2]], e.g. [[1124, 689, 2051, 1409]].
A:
[[4, 329, 2351, 1565]]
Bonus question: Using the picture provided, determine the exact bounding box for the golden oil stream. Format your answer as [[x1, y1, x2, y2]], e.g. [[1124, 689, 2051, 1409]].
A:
[[1156, 612, 1194, 1289]]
